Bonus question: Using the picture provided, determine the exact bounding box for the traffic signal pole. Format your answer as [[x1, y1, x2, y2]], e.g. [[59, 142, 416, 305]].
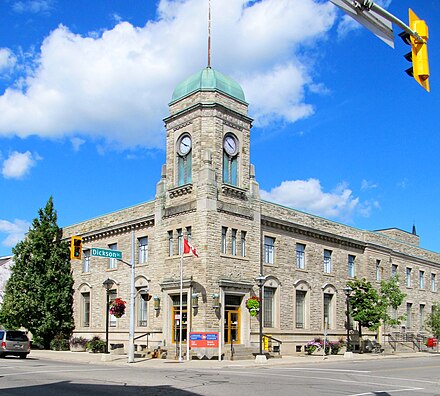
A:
[[356, 0, 424, 44]]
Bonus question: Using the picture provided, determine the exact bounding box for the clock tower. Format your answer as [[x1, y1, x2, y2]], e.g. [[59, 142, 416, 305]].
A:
[[154, 66, 261, 348]]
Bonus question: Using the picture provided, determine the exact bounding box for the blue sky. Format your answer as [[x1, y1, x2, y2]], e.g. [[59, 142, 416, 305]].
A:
[[0, 0, 439, 257]]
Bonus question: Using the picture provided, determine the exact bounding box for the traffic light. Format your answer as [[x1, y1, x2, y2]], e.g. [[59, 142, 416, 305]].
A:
[[71, 236, 82, 260], [399, 9, 430, 92]]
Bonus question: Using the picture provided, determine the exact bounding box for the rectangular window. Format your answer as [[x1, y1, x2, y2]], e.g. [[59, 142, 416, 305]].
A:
[[323, 250, 332, 273], [81, 292, 90, 327], [177, 228, 183, 255], [109, 290, 117, 327], [295, 290, 306, 329], [83, 250, 90, 273], [392, 264, 398, 277], [406, 302, 412, 329], [296, 243, 305, 270], [419, 270, 424, 289], [241, 231, 246, 257], [420, 304, 425, 330], [323, 293, 333, 328], [137, 291, 148, 327], [108, 243, 117, 269], [432, 273, 436, 292], [138, 237, 148, 264], [406, 267, 412, 288], [231, 229, 237, 256], [168, 231, 173, 257], [376, 260, 381, 281], [264, 236, 275, 264], [263, 287, 275, 328], [348, 255, 355, 278], [186, 226, 192, 244], [221, 227, 227, 254]]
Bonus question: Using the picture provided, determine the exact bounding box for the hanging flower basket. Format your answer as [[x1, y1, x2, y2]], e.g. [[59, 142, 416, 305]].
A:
[[109, 297, 126, 318], [246, 296, 260, 317]]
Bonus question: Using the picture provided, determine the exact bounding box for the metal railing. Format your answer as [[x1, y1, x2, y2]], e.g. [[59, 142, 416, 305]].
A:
[[262, 333, 282, 355]]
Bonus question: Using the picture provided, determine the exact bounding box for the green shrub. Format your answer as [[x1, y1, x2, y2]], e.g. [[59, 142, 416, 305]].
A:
[[86, 336, 106, 353], [50, 334, 69, 351]]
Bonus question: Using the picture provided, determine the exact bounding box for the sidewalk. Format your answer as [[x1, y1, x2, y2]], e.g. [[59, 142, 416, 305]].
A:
[[29, 349, 439, 369]]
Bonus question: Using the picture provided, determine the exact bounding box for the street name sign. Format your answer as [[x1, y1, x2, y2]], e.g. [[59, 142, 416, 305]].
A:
[[91, 247, 122, 260]]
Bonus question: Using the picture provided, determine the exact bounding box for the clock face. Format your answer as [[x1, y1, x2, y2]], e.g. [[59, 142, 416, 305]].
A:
[[178, 135, 191, 155], [224, 135, 238, 156]]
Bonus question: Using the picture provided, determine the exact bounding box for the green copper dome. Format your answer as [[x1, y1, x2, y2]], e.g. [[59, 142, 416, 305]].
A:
[[171, 67, 246, 103]]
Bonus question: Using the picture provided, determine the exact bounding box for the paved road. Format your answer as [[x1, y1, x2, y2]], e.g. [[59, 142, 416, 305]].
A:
[[0, 353, 439, 395]]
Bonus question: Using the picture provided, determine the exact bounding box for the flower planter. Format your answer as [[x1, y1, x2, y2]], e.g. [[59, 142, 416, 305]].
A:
[[70, 345, 86, 352]]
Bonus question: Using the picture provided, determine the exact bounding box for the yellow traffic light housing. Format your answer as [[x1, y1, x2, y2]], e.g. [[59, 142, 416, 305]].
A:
[[71, 236, 83, 260], [400, 9, 430, 92]]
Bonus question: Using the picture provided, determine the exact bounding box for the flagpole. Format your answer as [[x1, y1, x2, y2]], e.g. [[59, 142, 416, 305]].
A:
[[179, 251, 183, 362]]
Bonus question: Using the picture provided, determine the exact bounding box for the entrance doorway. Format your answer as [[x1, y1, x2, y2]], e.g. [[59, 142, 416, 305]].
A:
[[224, 295, 241, 344]]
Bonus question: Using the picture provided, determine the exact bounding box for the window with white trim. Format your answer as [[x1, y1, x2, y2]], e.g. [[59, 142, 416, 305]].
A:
[[264, 236, 275, 265], [138, 237, 148, 264], [263, 286, 276, 328], [406, 267, 412, 288], [348, 255, 355, 278], [295, 290, 306, 328], [108, 243, 117, 269], [231, 229, 237, 256], [432, 273, 437, 292], [296, 243, 305, 269], [419, 270, 424, 289], [221, 227, 227, 254], [83, 250, 90, 273], [241, 231, 246, 257], [376, 260, 382, 281], [323, 250, 332, 273], [81, 292, 90, 327]]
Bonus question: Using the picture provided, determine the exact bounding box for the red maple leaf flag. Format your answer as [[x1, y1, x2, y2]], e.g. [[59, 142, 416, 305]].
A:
[[183, 238, 199, 257]]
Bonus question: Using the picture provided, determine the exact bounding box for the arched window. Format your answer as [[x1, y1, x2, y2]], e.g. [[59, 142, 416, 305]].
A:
[[177, 133, 192, 186], [223, 134, 238, 186], [294, 280, 311, 329]]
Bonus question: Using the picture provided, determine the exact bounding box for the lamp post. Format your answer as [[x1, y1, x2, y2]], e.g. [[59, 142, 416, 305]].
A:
[[103, 278, 115, 354], [343, 286, 352, 352], [255, 274, 267, 362]]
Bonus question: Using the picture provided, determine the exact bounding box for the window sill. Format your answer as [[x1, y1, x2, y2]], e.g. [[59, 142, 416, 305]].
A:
[[295, 268, 308, 273], [220, 254, 249, 261], [106, 268, 118, 272]]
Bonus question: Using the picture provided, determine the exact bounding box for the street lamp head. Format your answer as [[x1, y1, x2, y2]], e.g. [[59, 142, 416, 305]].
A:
[[343, 286, 352, 296], [255, 274, 267, 287], [103, 278, 114, 291]]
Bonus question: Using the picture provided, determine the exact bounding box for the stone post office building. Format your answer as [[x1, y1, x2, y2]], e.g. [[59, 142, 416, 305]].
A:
[[63, 67, 439, 358]]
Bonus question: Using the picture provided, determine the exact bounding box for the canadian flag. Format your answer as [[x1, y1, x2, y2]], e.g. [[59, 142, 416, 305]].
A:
[[183, 238, 199, 257]]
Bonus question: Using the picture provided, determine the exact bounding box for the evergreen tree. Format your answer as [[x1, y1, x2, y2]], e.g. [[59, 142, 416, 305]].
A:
[[0, 197, 74, 348]]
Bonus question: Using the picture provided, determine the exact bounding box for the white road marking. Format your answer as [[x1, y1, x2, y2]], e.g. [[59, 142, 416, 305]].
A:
[[349, 388, 424, 396]]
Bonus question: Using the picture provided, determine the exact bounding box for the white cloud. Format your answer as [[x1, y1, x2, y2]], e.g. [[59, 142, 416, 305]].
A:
[[361, 179, 378, 190], [0, 48, 17, 73], [0, 0, 336, 149], [260, 178, 372, 221], [1, 151, 41, 179], [12, 1, 53, 14], [70, 137, 85, 152], [0, 219, 30, 248]]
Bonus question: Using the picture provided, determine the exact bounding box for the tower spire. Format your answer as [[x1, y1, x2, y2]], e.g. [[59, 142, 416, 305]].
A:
[[207, 0, 211, 68]]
